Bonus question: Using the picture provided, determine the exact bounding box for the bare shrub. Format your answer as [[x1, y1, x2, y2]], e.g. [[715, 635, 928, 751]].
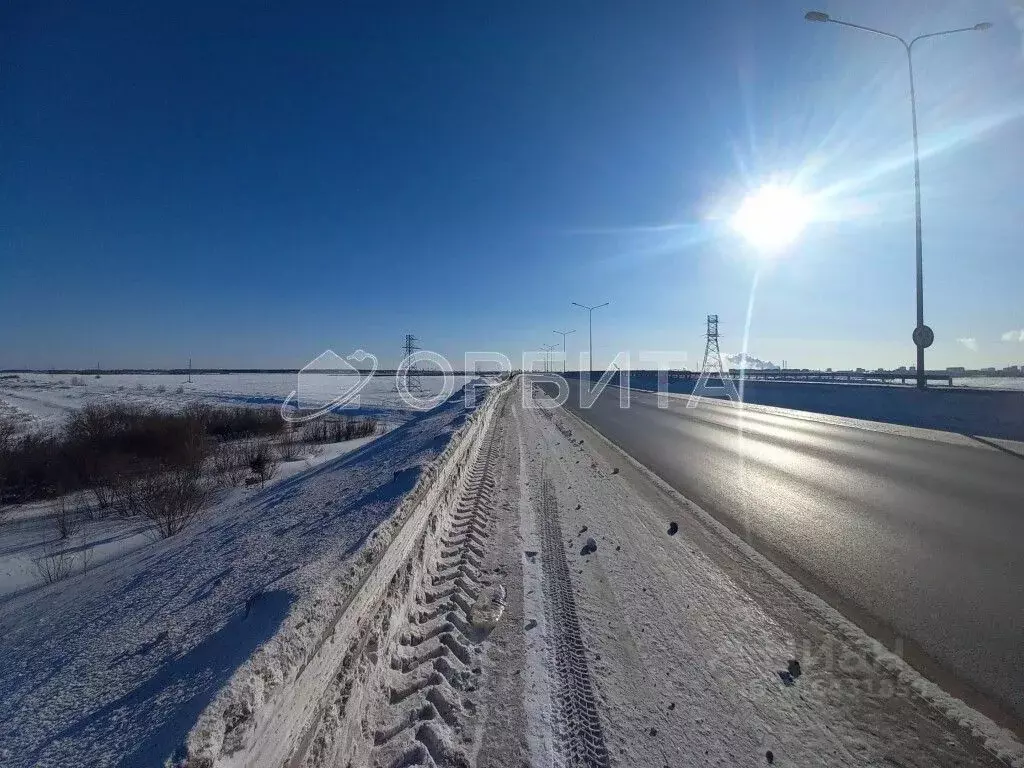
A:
[[276, 426, 307, 462], [174, 385, 184, 394], [91, 484, 114, 516], [302, 415, 379, 444], [69, 376, 86, 387], [0, 414, 17, 447], [53, 494, 79, 540], [1, 402, 273, 506], [188, 404, 282, 441], [0, 415, 17, 514], [212, 441, 248, 488], [244, 439, 278, 486], [131, 464, 211, 537], [110, 472, 141, 518], [34, 545, 74, 584]]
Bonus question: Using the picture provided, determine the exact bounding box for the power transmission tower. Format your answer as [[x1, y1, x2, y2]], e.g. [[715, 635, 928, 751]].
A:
[[690, 314, 739, 405], [700, 314, 724, 376], [400, 333, 425, 394]]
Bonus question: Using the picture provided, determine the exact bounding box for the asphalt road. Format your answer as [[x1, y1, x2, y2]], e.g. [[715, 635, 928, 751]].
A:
[[552, 379, 1024, 725]]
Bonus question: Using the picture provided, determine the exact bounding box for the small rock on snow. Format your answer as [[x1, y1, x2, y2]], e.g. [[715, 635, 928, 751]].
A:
[[580, 537, 597, 556], [667, 522, 679, 536], [766, 750, 774, 764]]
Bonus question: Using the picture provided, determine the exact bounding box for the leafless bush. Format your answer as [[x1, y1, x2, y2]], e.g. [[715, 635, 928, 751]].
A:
[[0, 415, 16, 515], [0, 414, 17, 447], [107, 472, 137, 517], [244, 438, 278, 486], [34, 545, 74, 584], [131, 464, 212, 537], [276, 426, 307, 462], [91, 484, 114, 517], [69, 376, 86, 387], [186, 403, 282, 441], [1, 402, 274, 506], [53, 494, 80, 540], [212, 441, 248, 487], [301, 415, 379, 444]]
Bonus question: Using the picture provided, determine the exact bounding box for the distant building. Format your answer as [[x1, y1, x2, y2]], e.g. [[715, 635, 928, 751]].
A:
[[855, 367, 866, 373], [896, 366, 907, 372], [981, 367, 997, 373], [946, 366, 966, 375]]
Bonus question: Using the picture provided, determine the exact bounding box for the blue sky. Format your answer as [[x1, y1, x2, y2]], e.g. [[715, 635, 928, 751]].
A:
[[3, 0, 1023, 370]]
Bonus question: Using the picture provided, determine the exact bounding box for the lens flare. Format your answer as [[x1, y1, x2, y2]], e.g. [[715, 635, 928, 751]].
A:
[[731, 184, 813, 252]]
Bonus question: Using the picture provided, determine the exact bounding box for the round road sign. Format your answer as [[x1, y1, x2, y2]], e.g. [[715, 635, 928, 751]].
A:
[[912, 325, 934, 349]]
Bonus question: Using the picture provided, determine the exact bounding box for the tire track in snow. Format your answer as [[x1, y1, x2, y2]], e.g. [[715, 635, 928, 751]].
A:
[[367, 414, 504, 767], [538, 475, 611, 768]]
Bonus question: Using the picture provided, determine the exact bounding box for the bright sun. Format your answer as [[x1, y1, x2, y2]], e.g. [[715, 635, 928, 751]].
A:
[[731, 184, 812, 252]]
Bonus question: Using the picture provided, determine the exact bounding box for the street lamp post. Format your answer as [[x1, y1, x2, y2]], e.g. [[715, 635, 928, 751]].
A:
[[553, 329, 576, 374], [571, 301, 609, 376], [805, 11, 991, 389], [540, 344, 557, 373]]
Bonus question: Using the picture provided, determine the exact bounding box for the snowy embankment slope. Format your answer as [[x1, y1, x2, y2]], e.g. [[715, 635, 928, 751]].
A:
[[0, 383, 494, 768]]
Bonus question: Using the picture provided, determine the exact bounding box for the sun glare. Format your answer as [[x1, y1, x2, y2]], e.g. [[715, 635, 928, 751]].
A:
[[731, 184, 812, 252]]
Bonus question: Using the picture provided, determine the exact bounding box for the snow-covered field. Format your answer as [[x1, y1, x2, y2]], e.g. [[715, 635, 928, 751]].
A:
[[0, 372, 471, 434]]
